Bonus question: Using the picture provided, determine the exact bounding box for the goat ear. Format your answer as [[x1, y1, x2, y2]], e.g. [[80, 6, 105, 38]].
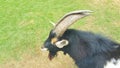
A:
[[55, 39, 69, 48]]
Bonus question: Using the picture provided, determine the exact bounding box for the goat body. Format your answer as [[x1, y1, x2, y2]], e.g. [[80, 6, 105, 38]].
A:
[[61, 29, 120, 68]]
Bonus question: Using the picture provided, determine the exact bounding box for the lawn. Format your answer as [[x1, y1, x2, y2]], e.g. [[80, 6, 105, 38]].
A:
[[0, 0, 120, 68]]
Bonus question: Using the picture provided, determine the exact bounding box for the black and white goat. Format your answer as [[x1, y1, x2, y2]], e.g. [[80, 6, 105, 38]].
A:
[[41, 10, 120, 68]]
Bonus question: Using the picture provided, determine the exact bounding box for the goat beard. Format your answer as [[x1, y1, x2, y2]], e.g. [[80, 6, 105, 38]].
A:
[[48, 51, 57, 60]]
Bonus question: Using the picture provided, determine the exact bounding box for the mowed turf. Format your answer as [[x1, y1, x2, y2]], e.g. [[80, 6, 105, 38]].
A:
[[0, 0, 120, 68]]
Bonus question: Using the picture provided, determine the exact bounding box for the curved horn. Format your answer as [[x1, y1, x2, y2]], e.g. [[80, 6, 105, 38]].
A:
[[49, 20, 56, 26], [52, 10, 92, 37]]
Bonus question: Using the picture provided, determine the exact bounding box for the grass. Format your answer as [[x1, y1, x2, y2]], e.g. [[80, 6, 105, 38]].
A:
[[0, 0, 120, 68]]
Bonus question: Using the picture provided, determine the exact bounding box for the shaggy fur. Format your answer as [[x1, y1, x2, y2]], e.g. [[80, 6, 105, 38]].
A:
[[43, 29, 120, 68]]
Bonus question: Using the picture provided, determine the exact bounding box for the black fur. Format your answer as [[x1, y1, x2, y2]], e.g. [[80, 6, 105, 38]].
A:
[[43, 29, 120, 68]]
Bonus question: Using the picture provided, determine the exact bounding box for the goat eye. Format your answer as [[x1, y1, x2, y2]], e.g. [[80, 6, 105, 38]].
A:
[[51, 37, 58, 44]]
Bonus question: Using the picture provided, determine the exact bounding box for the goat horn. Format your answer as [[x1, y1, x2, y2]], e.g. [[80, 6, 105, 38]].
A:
[[52, 10, 92, 37], [49, 20, 56, 26]]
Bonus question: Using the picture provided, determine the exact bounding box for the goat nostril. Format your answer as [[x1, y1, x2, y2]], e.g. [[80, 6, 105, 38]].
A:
[[41, 46, 44, 49]]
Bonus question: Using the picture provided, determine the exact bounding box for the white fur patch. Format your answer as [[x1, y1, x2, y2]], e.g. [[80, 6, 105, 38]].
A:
[[41, 47, 48, 51], [104, 59, 120, 68]]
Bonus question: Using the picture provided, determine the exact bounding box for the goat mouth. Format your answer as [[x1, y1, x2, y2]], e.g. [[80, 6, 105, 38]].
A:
[[48, 51, 57, 60]]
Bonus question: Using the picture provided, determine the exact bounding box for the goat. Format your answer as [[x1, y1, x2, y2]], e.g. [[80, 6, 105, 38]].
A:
[[41, 10, 120, 68]]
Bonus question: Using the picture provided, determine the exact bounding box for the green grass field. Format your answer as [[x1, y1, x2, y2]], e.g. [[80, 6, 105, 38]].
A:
[[0, 0, 120, 68]]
